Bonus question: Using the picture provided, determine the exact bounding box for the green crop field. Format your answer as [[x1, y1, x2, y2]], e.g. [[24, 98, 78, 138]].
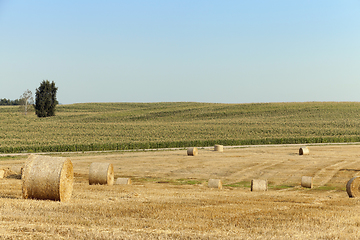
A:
[[1, 101, 360, 153]]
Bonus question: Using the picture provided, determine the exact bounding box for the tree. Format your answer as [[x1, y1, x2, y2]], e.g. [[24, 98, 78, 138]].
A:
[[19, 89, 34, 115], [0, 98, 21, 105], [34, 80, 58, 117]]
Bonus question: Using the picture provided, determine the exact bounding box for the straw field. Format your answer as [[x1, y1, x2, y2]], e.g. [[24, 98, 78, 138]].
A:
[[1, 145, 360, 239], [1, 102, 360, 153]]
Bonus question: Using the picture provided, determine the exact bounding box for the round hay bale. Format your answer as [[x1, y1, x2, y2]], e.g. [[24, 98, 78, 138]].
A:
[[22, 155, 74, 202], [0, 169, 5, 179], [115, 178, 131, 185], [89, 162, 114, 185], [301, 176, 313, 188], [214, 145, 223, 152], [346, 177, 360, 198], [208, 179, 222, 189], [187, 147, 198, 156], [299, 147, 309, 155], [251, 179, 268, 192], [10, 166, 23, 175]]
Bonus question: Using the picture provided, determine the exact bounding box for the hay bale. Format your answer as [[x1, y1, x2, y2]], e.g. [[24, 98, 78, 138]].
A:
[[251, 179, 268, 192], [89, 162, 114, 185], [0, 168, 17, 178], [22, 155, 74, 202], [12, 166, 23, 179], [299, 147, 309, 155], [208, 179, 222, 189], [1, 167, 21, 179], [214, 145, 223, 152], [115, 178, 131, 185], [346, 177, 360, 198], [301, 176, 313, 188], [10, 166, 23, 175], [187, 147, 198, 156]]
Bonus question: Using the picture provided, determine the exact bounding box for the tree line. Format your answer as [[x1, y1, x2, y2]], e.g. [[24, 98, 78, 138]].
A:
[[1, 80, 58, 117], [0, 98, 22, 105]]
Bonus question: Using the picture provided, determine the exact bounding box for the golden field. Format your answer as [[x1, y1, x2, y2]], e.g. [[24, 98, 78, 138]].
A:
[[1, 144, 360, 239]]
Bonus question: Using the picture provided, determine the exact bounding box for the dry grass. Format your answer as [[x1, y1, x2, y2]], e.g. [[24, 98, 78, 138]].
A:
[[1, 145, 360, 239]]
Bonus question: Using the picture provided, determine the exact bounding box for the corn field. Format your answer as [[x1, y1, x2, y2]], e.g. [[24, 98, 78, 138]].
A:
[[1, 102, 360, 153]]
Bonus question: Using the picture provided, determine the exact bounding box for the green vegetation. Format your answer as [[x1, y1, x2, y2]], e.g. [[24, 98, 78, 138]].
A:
[[314, 185, 345, 191], [34, 80, 58, 117], [269, 184, 296, 190], [223, 181, 251, 188], [176, 179, 203, 185], [135, 177, 203, 185], [1, 101, 360, 153], [224, 181, 296, 190], [0, 98, 21, 106], [0, 155, 27, 161]]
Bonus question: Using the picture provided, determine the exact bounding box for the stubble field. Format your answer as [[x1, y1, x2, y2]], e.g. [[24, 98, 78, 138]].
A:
[[1, 144, 360, 239]]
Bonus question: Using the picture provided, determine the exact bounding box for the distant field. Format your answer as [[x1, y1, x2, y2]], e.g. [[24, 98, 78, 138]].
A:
[[1, 102, 360, 153]]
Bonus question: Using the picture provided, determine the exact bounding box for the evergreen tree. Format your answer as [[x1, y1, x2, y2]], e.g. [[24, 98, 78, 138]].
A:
[[34, 80, 58, 117]]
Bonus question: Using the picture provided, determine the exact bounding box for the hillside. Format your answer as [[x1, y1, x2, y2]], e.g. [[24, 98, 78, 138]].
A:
[[1, 102, 360, 153]]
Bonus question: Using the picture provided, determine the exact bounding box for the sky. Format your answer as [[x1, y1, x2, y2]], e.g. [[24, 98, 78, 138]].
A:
[[1, 1, 360, 104]]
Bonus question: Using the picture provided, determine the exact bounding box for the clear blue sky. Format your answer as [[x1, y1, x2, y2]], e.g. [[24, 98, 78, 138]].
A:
[[1, 1, 359, 104]]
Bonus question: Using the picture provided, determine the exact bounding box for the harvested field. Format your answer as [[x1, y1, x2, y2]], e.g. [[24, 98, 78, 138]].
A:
[[1, 144, 360, 239]]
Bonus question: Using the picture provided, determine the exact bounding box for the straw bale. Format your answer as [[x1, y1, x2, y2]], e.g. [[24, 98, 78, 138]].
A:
[[187, 147, 198, 156], [208, 179, 222, 189], [115, 178, 131, 185], [0, 168, 17, 177], [214, 145, 224, 152], [89, 162, 114, 185], [1, 167, 20, 179], [22, 155, 74, 202], [251, 179, 268, 192], [346, 177, 360, 198], [299, 147, 309, 155], [10, 166, 23, 175], [301, 176, 313, 188]]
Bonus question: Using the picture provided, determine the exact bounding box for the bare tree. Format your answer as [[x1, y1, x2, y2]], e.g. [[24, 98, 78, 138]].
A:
[[20, 89, 34, 115]]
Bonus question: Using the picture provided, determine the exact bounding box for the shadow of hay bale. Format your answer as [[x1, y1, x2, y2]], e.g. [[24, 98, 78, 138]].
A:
[[6, 174, 22, 179]]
